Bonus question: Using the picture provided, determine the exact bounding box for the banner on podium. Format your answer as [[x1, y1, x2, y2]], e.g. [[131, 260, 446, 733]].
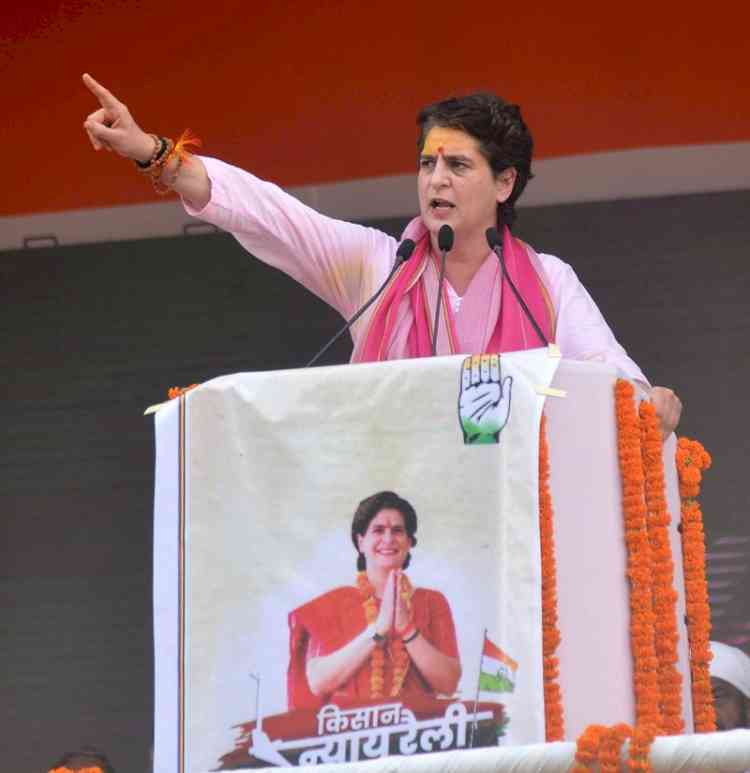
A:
[[153, 350, 560, 771]]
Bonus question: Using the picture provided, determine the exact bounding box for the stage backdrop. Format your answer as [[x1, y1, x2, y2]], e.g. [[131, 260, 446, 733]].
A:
[[154, 350, 559, 771]]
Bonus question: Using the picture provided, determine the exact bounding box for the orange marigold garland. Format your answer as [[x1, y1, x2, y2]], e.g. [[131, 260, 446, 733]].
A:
[[538, 414, 565, 741], [600, 723, 633, 773], [629, 723, 656, 773], [638, 401, 684, 734], [675, 437, 716, 732], [572, 724, 608, 773], [573, 386, 699, 773], [357, 571, 412, 698], [574, 723, 654, 773], [614, 379, 662, 731]]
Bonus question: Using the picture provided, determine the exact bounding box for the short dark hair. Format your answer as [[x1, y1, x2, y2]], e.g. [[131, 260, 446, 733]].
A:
[[351, 491, 418, 571], [417, 92, 534, 226], [48, 748, 116, 773]]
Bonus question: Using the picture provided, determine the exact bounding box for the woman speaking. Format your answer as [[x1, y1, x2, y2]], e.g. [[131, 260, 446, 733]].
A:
[[81, 74, 682, 437]]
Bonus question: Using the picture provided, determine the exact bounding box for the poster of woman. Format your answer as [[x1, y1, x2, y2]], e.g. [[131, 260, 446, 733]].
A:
[[163, 352, 558, 771], [288, 491, 461, 711]]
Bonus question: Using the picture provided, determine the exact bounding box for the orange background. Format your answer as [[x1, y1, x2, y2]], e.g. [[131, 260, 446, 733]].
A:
[[1, 0, 748, 216]]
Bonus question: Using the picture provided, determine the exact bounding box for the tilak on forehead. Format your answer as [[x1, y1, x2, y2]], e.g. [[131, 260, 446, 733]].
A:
[[422, 127, 477, 157]]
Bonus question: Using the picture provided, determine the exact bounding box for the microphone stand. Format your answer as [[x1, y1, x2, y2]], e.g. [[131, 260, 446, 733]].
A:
[[488, 228, 549, 347], [431, 224, 454, 356], [305, 241, 415, 367], [431, 248, 449, 356]]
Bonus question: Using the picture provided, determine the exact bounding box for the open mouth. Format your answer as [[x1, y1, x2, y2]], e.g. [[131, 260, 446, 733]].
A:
[[430, 198, 455, 210]]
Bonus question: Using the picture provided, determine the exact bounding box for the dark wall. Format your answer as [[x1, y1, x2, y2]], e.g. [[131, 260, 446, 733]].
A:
[[2, 188, 749, 772]]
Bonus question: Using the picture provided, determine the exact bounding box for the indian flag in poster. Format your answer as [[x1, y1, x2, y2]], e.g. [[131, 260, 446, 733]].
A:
[[479, 636, 518, 694]]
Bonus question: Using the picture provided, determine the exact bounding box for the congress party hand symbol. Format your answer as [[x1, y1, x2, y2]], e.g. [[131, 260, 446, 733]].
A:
[[458, 354, 513, 444]]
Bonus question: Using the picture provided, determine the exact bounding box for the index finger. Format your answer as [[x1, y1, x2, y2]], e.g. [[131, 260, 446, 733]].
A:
[[82, 73, 120, 109], [480, 354, 490, 383], [470, 355, 481, 386]]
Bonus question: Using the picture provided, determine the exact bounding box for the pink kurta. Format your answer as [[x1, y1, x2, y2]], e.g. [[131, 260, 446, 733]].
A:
[[183, 156, 648, 384]]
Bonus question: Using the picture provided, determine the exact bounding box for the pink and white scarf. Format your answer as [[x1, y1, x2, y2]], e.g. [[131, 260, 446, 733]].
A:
[[352, 218, 556, 362]]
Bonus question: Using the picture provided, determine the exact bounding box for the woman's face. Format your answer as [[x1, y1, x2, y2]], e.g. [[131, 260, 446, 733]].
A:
[[357, 508, 412, 571], [417, 126, 515, 244]]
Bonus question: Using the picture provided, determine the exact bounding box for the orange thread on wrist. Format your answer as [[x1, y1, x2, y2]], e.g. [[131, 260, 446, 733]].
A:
[[136, 129, 201, 195]]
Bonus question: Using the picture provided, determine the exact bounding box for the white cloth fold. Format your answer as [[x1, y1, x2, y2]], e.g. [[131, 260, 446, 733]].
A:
[[711, 641, 750, 699]]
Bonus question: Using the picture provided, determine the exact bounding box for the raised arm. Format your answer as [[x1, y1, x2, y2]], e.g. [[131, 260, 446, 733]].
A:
[[81, 73, 397, 319], [82, 73, 211, 209]]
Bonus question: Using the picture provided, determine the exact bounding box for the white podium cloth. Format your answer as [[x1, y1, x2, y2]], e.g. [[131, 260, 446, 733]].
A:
[[152, 355, 693, 773]]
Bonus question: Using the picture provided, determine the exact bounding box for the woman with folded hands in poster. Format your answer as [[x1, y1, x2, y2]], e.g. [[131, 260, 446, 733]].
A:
[[287, 491, 461, 710]]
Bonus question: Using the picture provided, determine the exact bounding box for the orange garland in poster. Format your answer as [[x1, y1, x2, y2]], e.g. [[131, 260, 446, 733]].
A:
[[538, 415, 565, 741], [357, 571, 412, 699], [638, 401, 684, 734], [614, 379, 662, 731], [675, 437, 716, 732]]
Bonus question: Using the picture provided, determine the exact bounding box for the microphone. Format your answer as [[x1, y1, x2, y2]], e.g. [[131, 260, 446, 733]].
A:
[[305, 238, 416, 367], [486, 227, 549, 347], [430, 224, 454, 356]]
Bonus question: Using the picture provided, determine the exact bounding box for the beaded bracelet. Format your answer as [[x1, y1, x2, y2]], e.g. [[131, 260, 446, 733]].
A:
[[139, 137, 174, 177], [151, 129, 202, 195], [135, 133, 164, 170], [137, 129, 201, 195]]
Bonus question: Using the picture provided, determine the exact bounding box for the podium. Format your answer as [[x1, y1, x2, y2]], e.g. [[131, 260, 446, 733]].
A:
[[152, 353, 693, 773]]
